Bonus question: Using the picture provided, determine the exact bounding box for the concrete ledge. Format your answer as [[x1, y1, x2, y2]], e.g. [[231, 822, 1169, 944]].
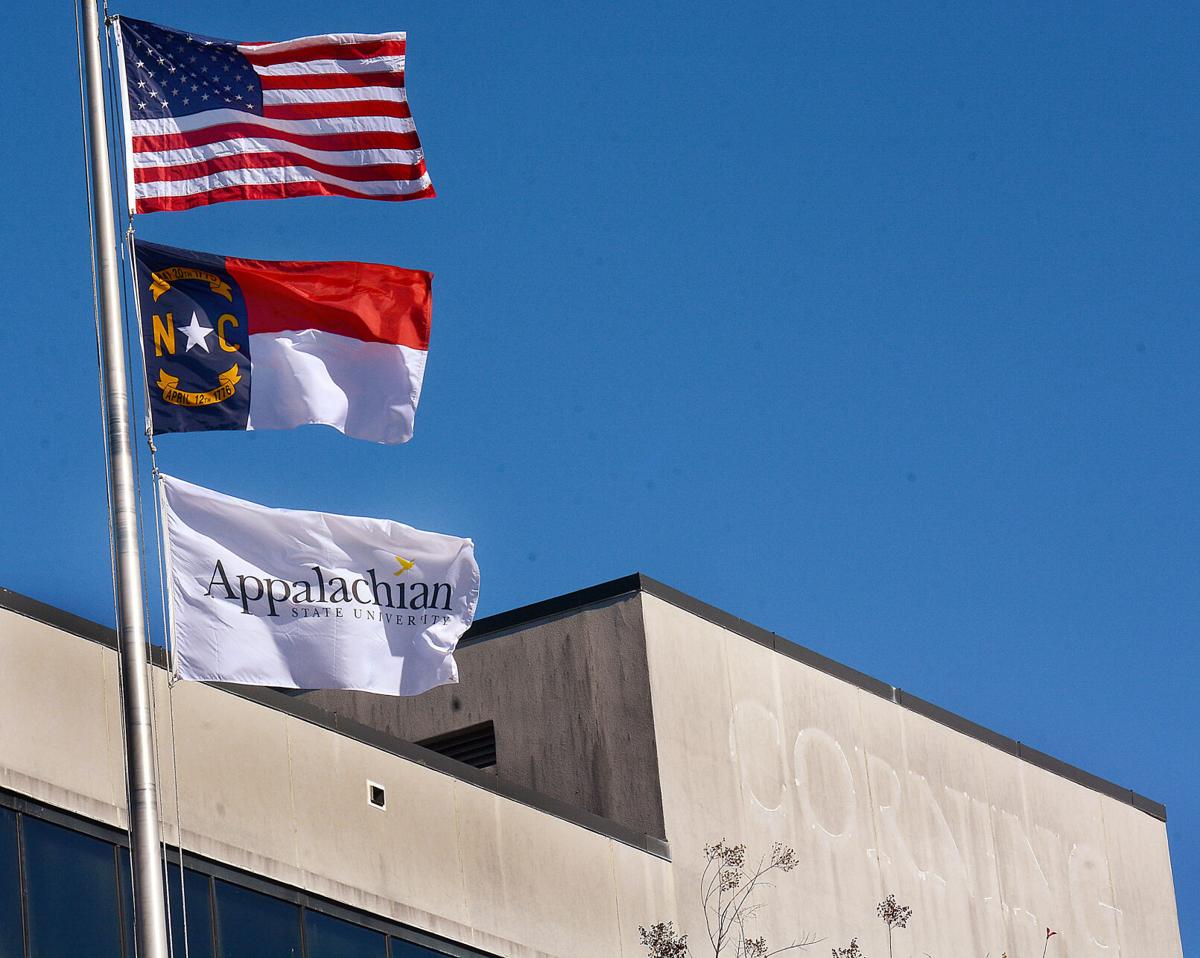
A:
[[895, 689, 1020, 755], [460, 574, 644, 646], [0, 586, 672, 859], [0, 580, 1168, 824]]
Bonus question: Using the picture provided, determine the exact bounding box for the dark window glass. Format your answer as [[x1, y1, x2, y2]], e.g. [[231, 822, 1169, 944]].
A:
[[118, 852, 133, 958], [119, 857, 215, 958], [214, 880, 301, 957], [0, 809, 22, 958], [169, 866, 215, 958], [23, 816, 122, 958], [303, 909, 386, 958], [391, 939, 448, 957]]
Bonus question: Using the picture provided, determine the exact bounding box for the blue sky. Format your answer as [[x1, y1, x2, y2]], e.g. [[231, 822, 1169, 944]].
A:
[[1, 0, 1195, 950]]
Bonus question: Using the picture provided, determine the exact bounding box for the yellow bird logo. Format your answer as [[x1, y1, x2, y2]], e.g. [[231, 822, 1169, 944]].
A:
[[393, 555, 415, 576]]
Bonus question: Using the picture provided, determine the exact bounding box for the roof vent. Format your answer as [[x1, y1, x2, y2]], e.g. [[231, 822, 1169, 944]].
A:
[[416, 720, 496, 770]]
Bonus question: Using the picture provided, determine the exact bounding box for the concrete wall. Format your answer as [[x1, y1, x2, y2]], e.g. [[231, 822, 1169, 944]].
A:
[[0, 607, 675, 958], [639, 594, 1184, 958], [301, 594, 667, 840], [0, 590, 1182, 958]]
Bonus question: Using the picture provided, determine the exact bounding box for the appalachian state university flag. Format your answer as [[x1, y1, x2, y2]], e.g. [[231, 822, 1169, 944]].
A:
[[160, 473, 479, 695], [134, 240, 431, 444]]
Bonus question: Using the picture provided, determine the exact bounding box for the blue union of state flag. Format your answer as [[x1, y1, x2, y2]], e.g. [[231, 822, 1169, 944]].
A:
[[134, 241, 251, 434]]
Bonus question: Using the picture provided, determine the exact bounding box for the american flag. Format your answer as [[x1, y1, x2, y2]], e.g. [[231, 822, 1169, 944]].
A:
[[114, 17, 433, 213]]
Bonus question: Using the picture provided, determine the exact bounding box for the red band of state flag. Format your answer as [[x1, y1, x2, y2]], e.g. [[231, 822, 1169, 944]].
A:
[[134, 239, 431, 444]]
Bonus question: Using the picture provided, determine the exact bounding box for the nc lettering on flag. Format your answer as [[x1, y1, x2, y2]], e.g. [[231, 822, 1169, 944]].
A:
[[134, 240, 431, 444], [159, 474, 480, 696], [114, 17, 433, 212]]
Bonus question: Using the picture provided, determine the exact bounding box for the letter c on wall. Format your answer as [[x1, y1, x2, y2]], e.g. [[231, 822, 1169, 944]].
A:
[[729, 700, 786, 812]]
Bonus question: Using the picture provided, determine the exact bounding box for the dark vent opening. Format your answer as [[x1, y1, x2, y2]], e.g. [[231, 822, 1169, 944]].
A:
[[416, 720, 497, 770]]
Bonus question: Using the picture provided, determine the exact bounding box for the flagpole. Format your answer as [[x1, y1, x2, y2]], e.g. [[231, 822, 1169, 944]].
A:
[[79, 2, 171, 955]]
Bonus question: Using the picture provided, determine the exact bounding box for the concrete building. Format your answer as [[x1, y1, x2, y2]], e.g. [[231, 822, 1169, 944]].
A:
[[0, 574, 1183, 957]]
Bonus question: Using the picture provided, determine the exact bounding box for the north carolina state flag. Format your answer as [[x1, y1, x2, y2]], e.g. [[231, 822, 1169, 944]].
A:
[[133, 240, 430, 444]]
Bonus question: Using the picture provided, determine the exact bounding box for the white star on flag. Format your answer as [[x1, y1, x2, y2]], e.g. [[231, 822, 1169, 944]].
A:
[[177, 312, 214, 352]]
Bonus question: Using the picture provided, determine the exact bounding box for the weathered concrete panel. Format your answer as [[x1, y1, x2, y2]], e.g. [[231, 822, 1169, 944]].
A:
[[639, 593, 1182, 958], [452, 777, 628, 957], [0, 609, 126, 825], [611, 836, 680, 955], [166, 679, 299, 874], [1101, 798, 1186, 957], [300, 595, 666, 839], [282, 716, 472, 932]]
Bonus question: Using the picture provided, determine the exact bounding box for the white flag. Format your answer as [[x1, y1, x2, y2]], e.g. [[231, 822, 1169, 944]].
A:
[[159, 473, 479, 695]]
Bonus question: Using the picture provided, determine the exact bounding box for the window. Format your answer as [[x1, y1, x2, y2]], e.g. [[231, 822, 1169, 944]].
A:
[[169, 866, 215, 958], [22, 817, 123, 958], [119, 852, 134, 958], [0, 795, 489, 958], [215, 879, 302, 957], [304, 909, 386, 958], [0, 808, 22, 958], [391, 939, 455, 957], [118, 854, 217, 958], [126, 859, 215, 958]]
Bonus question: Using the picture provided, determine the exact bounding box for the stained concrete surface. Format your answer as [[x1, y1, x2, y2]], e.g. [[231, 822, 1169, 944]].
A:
[[299, 594, 667, 840]]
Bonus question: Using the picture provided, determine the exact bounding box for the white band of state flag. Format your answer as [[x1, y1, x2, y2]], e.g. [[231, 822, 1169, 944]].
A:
[[160, 474, 479, 696]]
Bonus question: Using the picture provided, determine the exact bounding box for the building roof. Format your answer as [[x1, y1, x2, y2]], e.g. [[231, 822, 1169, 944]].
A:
[[0, 575, 1166, 826]]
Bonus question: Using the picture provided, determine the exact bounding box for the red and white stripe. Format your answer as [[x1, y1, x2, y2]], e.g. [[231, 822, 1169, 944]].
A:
[[225, 255, 432, 444], [117, 30, 433, 213], [245, 330, 427, 444]]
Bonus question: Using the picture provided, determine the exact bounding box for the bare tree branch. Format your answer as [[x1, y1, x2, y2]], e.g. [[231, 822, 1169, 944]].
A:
[[645, 841, 808, 958]]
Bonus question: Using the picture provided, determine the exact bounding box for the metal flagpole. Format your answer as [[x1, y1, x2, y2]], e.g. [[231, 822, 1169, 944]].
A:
[[79, 1, 171, 955]]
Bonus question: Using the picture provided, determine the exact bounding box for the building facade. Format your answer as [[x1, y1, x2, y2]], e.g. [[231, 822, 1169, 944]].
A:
[[0, 575, 1183, 957]]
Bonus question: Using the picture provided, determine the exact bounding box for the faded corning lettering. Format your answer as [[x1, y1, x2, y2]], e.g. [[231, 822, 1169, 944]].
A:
[[728, 699, 1124, 953]]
